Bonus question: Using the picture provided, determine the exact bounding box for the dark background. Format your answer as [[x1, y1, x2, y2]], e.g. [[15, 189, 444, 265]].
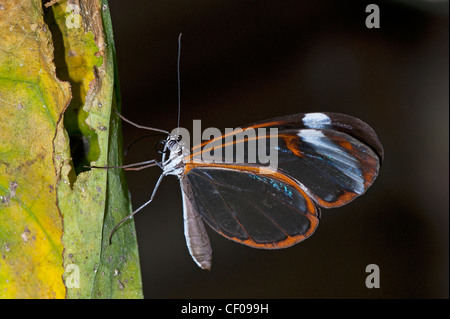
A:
[[108, 0, 448, 298]]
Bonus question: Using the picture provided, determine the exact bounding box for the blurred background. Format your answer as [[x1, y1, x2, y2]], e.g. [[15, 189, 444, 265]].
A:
[[107, 0, 448, 298]]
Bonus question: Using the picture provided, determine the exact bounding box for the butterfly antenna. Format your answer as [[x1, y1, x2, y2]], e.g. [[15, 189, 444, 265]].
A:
[[176, 33, 182, 136]]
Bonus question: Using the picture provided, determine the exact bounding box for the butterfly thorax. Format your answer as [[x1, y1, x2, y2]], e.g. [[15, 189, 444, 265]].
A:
[[162, 137, 189, 177]]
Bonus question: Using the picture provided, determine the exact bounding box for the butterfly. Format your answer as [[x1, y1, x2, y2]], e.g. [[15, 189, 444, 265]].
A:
[[104, 34, 383, 270], [109, 111, 383, 270]]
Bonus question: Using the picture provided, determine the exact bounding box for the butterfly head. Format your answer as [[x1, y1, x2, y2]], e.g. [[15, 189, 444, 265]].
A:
[[162, 134, 189, 177]]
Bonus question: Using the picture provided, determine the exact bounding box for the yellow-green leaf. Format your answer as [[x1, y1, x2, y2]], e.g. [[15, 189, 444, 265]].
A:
[[52, 0, 143, 299], [0, 0, 143, 299], [0, 0, 70, 298]]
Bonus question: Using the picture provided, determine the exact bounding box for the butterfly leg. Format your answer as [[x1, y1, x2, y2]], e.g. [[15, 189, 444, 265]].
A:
[[109, 173, 165, 244], [113, 108, 169, 134], [86, 159, 159, 171]]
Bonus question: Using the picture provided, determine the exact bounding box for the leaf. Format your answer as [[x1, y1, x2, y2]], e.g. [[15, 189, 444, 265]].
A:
[[51, 0, 143, 298], [0, 0, 70, 298], [0, 0, 143, 298]]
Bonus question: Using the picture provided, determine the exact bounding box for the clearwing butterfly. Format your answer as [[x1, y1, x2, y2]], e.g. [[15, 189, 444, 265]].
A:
[[107, 35, 383, 270], [113, 111, 383, 270]]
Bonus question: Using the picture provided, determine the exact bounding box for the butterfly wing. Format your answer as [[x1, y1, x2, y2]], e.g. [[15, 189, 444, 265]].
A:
[[275, 128, 380, 208], [180, 166, 319, 250], [191, 112, 384, 162], [188, 112, 382, 209], [180, 112, 382, 267]]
